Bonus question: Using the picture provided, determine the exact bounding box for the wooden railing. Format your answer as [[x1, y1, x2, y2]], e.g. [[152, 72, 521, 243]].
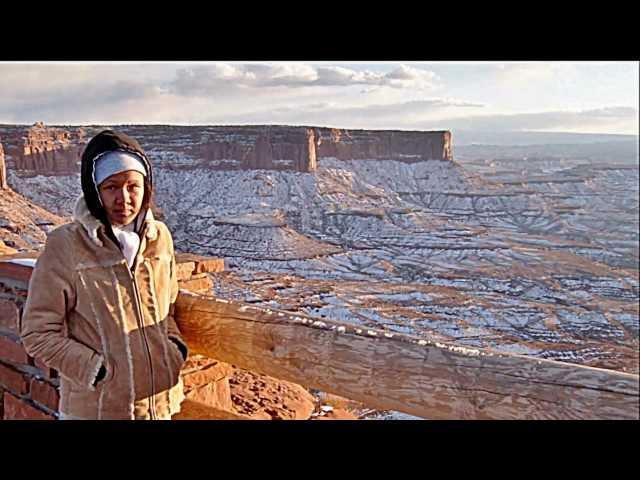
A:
[[174, 290, 640, 420], [2, 255, 637, 420]]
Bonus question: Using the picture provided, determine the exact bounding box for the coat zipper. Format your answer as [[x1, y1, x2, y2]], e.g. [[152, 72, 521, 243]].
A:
[[105, 215, 157, 420], [131, 216, 157, 420], [127, 264, 157, 420]]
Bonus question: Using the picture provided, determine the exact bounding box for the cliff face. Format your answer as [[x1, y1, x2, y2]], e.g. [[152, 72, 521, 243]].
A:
[[3, 122, 86, 175], [0, 188, 66, 251], [2, 124, 452, 176], [126, 125, 450, 171], [196, 126, 316, 173], [314, 128, 452, 162], [191, 126, 452, 169]]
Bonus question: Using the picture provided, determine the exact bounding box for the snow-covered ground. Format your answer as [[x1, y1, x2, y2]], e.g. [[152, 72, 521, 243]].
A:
[[8, 154, 639, 374]]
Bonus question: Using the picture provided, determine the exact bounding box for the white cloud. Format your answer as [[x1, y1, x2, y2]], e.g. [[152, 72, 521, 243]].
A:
[[0, 62, 636, 134], [214, 97, 485, 128], [0, 63, 168, 123], [433, 106, 639, 134], [384, 64, 439, 89], [251, 63, 319, 86], [167, 63, 440, 96], [494, 62, 560, 84]]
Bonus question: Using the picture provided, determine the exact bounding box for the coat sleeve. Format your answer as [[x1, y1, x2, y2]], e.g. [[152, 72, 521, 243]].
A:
[[20, 229, 105, 390], [165, 230, 189, 361]]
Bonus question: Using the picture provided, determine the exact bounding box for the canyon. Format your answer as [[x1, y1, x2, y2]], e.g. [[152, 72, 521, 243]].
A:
[[1, 123, 638, 419], [0, 123, 451, 175]]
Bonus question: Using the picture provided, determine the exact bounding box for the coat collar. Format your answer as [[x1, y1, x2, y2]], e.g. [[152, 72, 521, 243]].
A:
[[73, 195, 158, 247]]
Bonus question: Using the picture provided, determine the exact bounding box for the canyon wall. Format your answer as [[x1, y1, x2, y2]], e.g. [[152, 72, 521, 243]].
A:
[[315, 128, 452, 163], [195, 126, 317, 172], [2, 124, 452, 176], [1, 122, 86, 176]]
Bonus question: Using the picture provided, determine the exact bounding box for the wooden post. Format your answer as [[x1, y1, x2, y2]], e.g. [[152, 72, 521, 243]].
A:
[[174, 291, 639, 420]]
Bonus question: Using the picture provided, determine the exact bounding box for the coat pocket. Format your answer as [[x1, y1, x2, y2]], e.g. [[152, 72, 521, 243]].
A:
[[168, 338, 186, 376], [95, 355, 117, 388]]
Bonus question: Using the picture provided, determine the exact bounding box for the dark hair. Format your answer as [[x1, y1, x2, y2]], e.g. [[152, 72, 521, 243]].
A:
[[142, 176, 154, 211]]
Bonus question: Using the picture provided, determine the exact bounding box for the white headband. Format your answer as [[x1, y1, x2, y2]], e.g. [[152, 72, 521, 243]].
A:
[[94, 150, 147, 186]]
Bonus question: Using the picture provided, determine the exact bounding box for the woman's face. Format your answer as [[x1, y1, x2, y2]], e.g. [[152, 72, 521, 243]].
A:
[[98, 170, 145, 226]]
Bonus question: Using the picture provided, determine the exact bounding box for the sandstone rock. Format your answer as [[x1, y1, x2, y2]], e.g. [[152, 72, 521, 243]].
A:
[[0, 239, 18, 256], [175, 260, 196, 281], [0, 188, 65, 252], [171, 398, 251, 420], [178, 275, 213, 293], [181, 356, 233, 390], [163, 125, 449, 172], [198, 126, 316, 173], [315, 128, 452, 162], [180, 354, 220, 372], [179, 355, 234, 412], [228, 367, 315, 420], [175, 253, 224, 274], [184, 381, 232, 412], [5, 122, 85, 175], [2, 124, 452, 177]]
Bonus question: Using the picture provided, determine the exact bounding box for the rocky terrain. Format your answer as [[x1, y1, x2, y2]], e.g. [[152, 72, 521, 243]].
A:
[[3, 126, 638, 381], [314, 127, 451, 163], [0, 188, 66, 252], [0, 123, 86, 176], [9, 143, 639, 373], [0, 123, 451, 174]]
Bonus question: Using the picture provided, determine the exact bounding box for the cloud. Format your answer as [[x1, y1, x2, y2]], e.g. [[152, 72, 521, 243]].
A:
[[494, 62, 560, 84], [167, 63, 440, 96], [383, 64, 439, 88], [0, 64, 168, 123], [577, 106, 635, 118], [2, 81, 164, 124], [0, 63, 635, 134], [214, 97, 485, 128], [210, 102, 637, 135], [432, 106, 639, 133]]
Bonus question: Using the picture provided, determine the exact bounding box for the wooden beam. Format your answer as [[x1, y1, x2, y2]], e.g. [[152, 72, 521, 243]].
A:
[[174, 291, 640, 420]]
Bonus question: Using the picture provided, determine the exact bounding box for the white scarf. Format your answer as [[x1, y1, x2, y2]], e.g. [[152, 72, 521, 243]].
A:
[[111, 222, 141, 269]]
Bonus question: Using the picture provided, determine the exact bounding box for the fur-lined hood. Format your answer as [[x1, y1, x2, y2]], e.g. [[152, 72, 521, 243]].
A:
[[79, 130, 153, 248]]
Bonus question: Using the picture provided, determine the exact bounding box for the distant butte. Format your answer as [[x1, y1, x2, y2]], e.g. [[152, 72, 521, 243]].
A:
[[0, 122, 86, 176], [0, 123, 452, 176]]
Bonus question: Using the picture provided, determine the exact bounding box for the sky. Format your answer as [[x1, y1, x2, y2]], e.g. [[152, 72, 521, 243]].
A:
[[0, 61, 637, 135]]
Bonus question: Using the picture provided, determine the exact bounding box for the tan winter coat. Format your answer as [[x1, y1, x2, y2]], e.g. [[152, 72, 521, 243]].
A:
[[21, 196, 187, 420]]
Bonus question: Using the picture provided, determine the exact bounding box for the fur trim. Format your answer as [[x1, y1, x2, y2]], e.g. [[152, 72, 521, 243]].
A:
[[73, 195, 157, 246], [109, 268, 136, 420], [73, 196, 104, 247], [168, 377, 186, 417], [87, 354, 105, 392], [78, 271, 110, 419], [143, 208, 158, 241]]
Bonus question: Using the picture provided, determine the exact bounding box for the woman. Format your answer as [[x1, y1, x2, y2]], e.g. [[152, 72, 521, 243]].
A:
[[21, 130, 188, 420]]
